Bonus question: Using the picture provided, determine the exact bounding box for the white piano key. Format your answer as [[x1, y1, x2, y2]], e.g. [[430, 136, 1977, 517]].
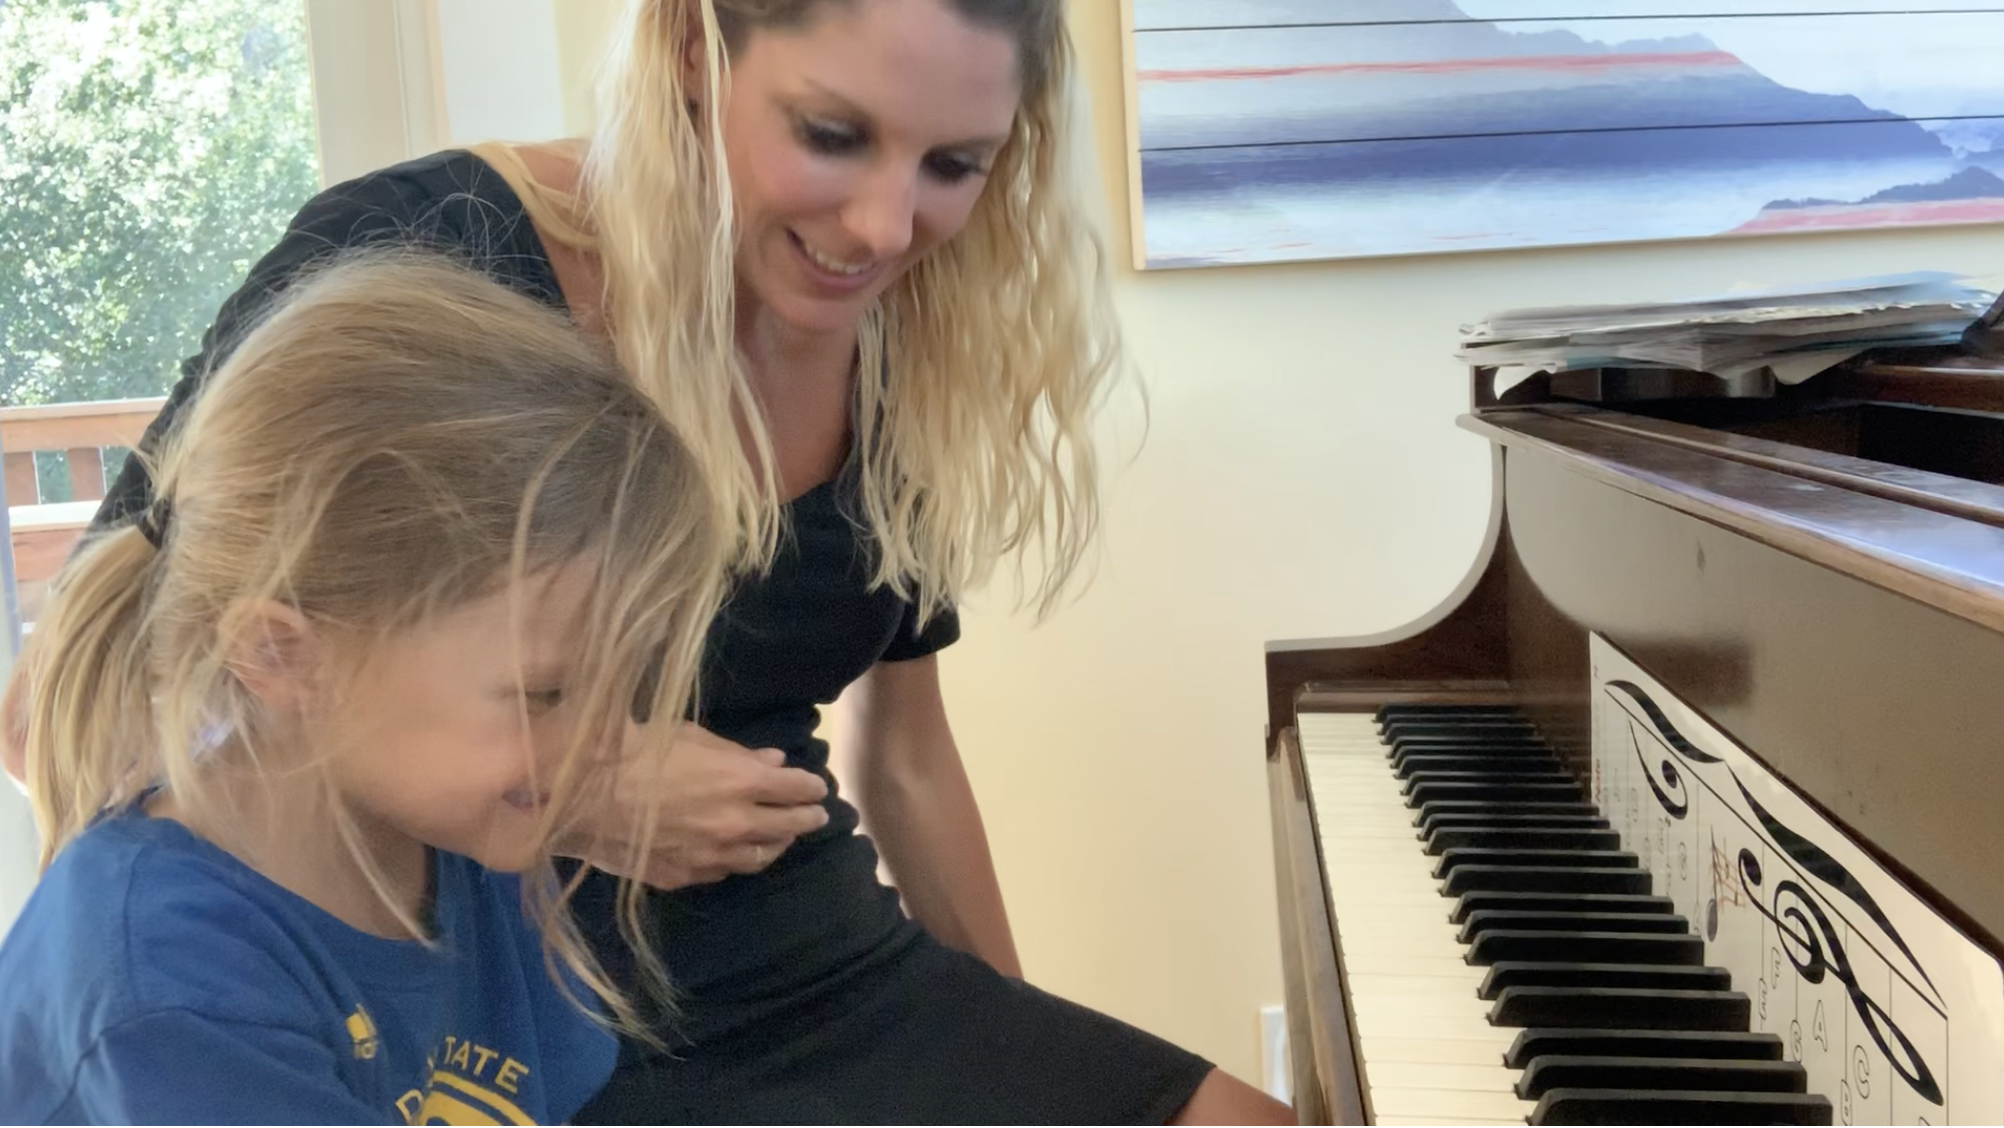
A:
[[1318, 826, 1425, 841], [1351, 1007, 1507, 1041], [1334, 930, 1467, 957], [1360, 1034, 1517, 1065], [1366, 1087, 1536, 1122], [1340, 953, 1480, 978], [1351, 992, 1495, 1019], [1317, 841, 1441, 859], [1366, 1061, 1529, 1093], [1375, 1117, 1529, 1127], [1346, 973, 1486, 999], [1327, 911, 1457, 933], [1320, 853, 1433, 869], [1299, 711, 1531, 1116]]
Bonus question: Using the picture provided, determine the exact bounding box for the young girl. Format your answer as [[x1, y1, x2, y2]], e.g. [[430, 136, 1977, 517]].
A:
[[0, 251, 728, 1123]]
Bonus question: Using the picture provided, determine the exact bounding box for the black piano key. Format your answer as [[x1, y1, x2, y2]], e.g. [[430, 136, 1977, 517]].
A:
[[1389, 729, 1550, 746], [1478, 961, 1731, 999], [1440, 864, 1654, 897], [1403, 769, 1576, 797], [1376, 703, 1524, 720], [1425, 826, 1623, 853], [1386, 733, 1539, 749], [1422, 812, 1613, 834], [1395, 755, 1568, 778], [1378, 713, 1531, 733], [1450, 891, 1675, 924], [1434, 848, 1638, 878], [1516, 1055, 1809, 1100], [1504, 1028, 1785, 1069], [1457, 910, 1690, 942], [1467, 930, 1703, 966], [1386, 727, 1543, 744], [1390, 742, 1555, 767], [1488, 986, 1752, 1030], [1388, 729, 1543, 745], [1530, 1088, 1832, 1126], [1381, 719, 1536, 738], [1417, 801, 1600, 831], [1405, 780, 1584, 808]]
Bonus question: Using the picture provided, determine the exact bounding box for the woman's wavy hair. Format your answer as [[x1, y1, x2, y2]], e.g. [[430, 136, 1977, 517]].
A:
[[478, 0, 1130, 625]]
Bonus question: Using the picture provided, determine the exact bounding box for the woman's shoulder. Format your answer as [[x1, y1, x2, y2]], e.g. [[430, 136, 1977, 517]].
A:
[[275, 147, 565, 306]]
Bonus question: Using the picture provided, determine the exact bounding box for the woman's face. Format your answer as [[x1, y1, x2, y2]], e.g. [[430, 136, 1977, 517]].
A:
[[712, 0, 1023, 335]]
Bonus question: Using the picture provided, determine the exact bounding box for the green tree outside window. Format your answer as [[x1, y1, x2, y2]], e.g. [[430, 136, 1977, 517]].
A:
[[1, 0, 319, 498]]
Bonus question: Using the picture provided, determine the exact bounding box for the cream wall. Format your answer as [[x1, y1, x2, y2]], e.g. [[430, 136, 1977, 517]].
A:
[[547, 0, 2004, 1090]]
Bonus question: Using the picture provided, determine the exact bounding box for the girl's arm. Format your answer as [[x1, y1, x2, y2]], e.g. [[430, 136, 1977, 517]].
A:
[[829, 653, 1023, 977]]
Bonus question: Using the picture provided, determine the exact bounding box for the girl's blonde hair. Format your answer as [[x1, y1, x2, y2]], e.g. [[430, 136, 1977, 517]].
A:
[[19, 250, 728, 1038], [479, 0, 1127, 627]]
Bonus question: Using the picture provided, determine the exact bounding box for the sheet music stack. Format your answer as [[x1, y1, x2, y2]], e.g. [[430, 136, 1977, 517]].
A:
[[1457, 271, 1996, 393]]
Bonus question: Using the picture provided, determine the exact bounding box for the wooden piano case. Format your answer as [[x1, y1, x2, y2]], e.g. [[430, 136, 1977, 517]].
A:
[[1268, 351, 2004, 1125]]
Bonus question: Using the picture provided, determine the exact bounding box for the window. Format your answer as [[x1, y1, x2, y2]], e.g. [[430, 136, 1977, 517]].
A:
[[0, 0, 325, 932], [2, 0, 320, 522]]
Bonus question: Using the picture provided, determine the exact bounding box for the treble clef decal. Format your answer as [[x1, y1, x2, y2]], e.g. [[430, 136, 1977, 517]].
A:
[[1626, 719, 1688, 819], [1738, 851, 1944, 1107], [1608, 680, 1716, 820], [1732, 776, 1938, 999], [1606, 680, 1724, 764]]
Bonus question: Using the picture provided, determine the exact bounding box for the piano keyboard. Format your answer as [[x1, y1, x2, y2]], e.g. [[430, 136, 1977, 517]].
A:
[[1299, 705, 1835, 1126]]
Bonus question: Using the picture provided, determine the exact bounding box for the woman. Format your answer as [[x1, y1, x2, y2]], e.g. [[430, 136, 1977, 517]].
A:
[[60, 0, 1294, 1121]]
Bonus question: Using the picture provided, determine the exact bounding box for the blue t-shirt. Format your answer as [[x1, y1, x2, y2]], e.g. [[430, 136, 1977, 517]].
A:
[[0, 814, 618, 1124]]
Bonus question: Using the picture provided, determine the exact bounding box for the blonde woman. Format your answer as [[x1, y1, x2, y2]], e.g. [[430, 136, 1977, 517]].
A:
[[69, 0, 1294, 1121], [0, 252, 728, 1122]]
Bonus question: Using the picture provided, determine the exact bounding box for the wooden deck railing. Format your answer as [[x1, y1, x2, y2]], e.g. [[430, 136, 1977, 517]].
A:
[[3, 397, 165, 620]]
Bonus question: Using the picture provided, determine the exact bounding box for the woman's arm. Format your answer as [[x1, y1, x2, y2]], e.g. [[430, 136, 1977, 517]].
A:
[[829, 654, 1022, 977]]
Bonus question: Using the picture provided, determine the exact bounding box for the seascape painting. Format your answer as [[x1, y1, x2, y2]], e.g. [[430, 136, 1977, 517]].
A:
[[1126, 0, 2004, 268]]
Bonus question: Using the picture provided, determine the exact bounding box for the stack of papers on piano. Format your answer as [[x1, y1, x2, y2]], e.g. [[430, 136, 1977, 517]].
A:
[[1457, 271, 1996, 387]]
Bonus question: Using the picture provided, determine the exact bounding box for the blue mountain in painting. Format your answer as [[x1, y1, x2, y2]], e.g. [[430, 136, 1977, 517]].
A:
[[1764, 167, 2004, 211], [1143, 74, 1949, 196], [1138, 1, 1954, 199]]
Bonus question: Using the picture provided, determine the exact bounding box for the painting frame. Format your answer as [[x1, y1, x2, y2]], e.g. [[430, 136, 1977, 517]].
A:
[[1119, 0, 2004, 271]]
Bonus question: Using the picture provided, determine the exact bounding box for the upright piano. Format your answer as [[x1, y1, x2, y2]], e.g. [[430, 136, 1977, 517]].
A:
[[1266, 346, 2004, 1125]]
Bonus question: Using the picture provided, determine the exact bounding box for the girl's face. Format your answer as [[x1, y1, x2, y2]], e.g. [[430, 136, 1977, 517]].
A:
[[315, 560, 603, 874], [714, 0, 1024, 335]]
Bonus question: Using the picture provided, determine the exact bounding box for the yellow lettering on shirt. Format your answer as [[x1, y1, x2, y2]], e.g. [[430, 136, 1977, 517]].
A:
[[423, 1071, 535, 1125], [389, 1032, 547, 1124], [410, 1085, 505, 1125], [345, 1006, 380, 1060], [494, 1057, 529, 1094]]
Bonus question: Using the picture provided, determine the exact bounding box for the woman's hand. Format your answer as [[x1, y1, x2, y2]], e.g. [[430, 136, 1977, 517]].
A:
[[559, 722, 831, 890]]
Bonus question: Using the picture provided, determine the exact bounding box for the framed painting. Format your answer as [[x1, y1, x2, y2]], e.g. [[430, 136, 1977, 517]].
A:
[[1123, 1, 2004, 269]]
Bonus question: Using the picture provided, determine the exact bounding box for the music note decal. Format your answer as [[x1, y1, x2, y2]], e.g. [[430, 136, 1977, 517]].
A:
[[1591, 634, 2003, 1125]]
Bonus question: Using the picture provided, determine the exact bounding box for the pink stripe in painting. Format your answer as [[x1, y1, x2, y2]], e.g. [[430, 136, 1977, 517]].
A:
[[1733, 198, 2004, 233], [1140, 50, 1742, 83]]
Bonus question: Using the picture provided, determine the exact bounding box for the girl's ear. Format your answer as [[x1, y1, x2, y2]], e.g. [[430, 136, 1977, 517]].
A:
[[680, 8, 722, 101], [224, 600, 323, 714], [680, 17, 704, 93]]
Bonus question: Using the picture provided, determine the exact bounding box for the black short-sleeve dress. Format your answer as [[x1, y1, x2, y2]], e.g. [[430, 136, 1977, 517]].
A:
[[89, 149, 1215, 1125]]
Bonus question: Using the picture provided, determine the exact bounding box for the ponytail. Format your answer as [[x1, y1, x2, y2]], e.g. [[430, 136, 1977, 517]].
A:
[[23, 523, 161, 867]]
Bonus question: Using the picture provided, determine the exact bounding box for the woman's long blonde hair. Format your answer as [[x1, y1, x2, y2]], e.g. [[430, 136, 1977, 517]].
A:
[[19, 250, 728, 1037], [483, 0, 1127, 626]]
